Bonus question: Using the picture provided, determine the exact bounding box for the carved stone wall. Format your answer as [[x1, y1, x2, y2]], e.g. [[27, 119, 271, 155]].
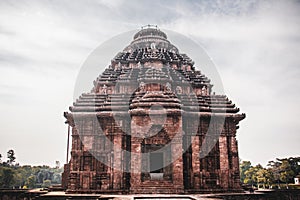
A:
[[62, 27, 245, 194]]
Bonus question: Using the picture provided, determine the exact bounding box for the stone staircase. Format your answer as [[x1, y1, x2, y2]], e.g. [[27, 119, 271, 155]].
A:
[[131, 180, 184, 194]]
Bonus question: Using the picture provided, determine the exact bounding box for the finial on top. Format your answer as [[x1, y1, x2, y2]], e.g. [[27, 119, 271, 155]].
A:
[[141, 24, 159, 30]]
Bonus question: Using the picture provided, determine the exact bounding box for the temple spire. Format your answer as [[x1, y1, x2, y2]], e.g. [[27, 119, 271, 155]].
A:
[[141, 24, 159, 30]]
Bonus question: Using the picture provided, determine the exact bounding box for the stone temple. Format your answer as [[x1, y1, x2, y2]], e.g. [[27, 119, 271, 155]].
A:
[[62, 26, 245, 194]]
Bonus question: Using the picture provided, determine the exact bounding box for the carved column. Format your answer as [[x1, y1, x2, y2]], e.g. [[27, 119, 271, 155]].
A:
[[230, 135, 241, 189], [171, 135, 184, 192], [68, 127, 80, 191], [191, 135, 200, 189], [113, 134, 123, 189], [130, 138, 143, 192], [219, 135, 229, 189]]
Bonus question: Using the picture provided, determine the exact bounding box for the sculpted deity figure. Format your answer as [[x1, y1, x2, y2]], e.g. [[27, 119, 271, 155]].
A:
[[150, 42, 156, 50], [139, 81, 146, 92], [165, 82, 172, 92], [101, 84, 108, 94], [137, 61, 142, 68], [201, 86, 207, 96], [176, 86, 182, 94]]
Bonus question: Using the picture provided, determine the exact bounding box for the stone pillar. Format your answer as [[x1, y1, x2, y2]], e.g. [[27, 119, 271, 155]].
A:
[[130, 138, 143, 192], [191, 135, 200, 189], [113, 134, 122, 189], [230, 136, 241, 189], [171, 136, 184, 192], [219, 136, 229, 189]]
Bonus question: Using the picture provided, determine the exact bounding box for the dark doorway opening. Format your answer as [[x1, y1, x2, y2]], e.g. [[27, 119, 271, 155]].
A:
[[150, 152, 164, 173]]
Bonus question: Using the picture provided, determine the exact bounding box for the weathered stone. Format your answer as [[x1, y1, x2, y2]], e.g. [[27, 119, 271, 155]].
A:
[[62, 26, 246, 194]]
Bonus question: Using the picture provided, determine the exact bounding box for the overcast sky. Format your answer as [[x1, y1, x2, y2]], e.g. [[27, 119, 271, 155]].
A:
[[0, 0, 299, 167]]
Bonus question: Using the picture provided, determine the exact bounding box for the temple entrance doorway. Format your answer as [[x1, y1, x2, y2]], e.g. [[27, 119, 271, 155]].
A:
[[141, 143, 173, 182], [150, 152, 164, 173]]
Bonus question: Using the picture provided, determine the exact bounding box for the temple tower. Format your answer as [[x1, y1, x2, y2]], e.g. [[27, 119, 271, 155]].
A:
[[62, 26, 245, 194]]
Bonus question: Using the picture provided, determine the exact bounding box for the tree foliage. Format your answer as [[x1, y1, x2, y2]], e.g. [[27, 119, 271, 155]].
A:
[[240, 160, 251, 183], [240, 156, 300, 188], [0, 150, 63, 189], [25, 175, 36, 189], [0, 167, 15, 188], [7, 149, 16, 166], [42, 180, 51, 188]]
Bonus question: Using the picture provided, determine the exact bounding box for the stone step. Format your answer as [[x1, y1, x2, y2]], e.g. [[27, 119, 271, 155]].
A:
[[140, 181, 174, 187], [139, 185, 175, 188], [131, 187, 184, 194]]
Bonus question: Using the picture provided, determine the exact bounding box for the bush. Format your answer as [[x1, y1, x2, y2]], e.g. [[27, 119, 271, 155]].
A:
[[42, 180, 51, 188]]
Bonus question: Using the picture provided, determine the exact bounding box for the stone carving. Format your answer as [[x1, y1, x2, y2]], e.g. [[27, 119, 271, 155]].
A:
[[202, 86, 207, 96], [165, 82, 172, 92], [176, 86, 182, 94], [101, 84, 108, 94], [150, 42, 156, 50], [139, 81, 146, 92], [137, 61, 142, 68], [62, 27, 245, 194]]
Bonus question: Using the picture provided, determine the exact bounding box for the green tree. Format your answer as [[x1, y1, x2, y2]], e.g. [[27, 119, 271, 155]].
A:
[[240, 160, 252, 183], [266, 168, 274, 186], [42, 179, 51, 188], [36, 169, 52, 183], [7, 149, 16, 166], [52, 173, 61, 184], [13, 165, 33, 188], [267, 157, 300, 188], [244, 164, 263, 187], [0, 167, 15, 188], [268, 159, 281, 187], [286, 157, 300, 178], [14, 171, 23, 188], [256, 168, 273, 188], [279, 160, 294, 188], [0, 156, 63, 189], [25, 175, 36, 189]]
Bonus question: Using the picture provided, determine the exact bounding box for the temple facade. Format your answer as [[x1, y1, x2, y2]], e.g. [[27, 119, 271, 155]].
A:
[[62, 26, 245, 194]]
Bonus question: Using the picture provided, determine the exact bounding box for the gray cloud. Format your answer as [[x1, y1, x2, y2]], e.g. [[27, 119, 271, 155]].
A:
[[0, 0, 299, 166]]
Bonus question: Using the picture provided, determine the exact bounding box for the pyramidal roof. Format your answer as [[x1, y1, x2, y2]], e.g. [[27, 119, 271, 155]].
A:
[[123, 26, 179, 53], [116, 27, 194, 68], [65, 26, 245, 123]]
